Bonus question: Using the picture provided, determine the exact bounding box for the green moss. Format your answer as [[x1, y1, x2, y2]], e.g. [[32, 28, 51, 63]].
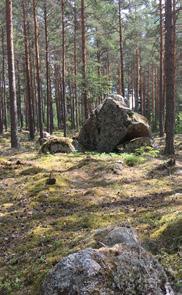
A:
[[0, 132, 181, 294], [122, 153, 145, 166], [151, 212, 182, 252], [0, 157, 7, 164], [20, 166, 45, 176], [135, 146, 160, 158], [40, 136, 75, 154]]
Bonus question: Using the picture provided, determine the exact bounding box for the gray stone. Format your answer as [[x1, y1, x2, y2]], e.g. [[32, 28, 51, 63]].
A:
[[42, 246, 174, 295], [40, 137, 75, 154], [111, 162, 123, 174], [78, 94, 151, 152], [94, 226, 138, 247], [42, 227, 174, 295]]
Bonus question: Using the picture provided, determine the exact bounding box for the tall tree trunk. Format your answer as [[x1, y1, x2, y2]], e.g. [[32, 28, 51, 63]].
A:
[[118, 0, 125, 97], [96, 36, 102, 105], [33, 0, 43, 139], [44, 0, 53, 134], [132, 57, 135, 110], [6, 0, 19, 148], [16, 60, 23, 130], [49, 75, 53, 133], [164, 0, 175, 154], [81, 0, 88, 120], [147, 64, 151, 122], [172, 0, 176, 109], [61, 0, 67, 136], [22, 0, 34, 139], [28, 25, 36, 129], [0, 72, 3, 134], [151, 64, 155, 129], [134, 48, 140, 111], [159, 0, 164, 136], [2, 28, 7, 132], [140, 70, 144, 115], [54, 64, 62, 129], [73, 2, 79, 130], [143, 72, 146, 116], [154, 67, 159, 130]]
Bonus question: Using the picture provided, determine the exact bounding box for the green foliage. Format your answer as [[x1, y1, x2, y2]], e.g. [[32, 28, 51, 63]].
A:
[[135, 146, 160, 158], [122, 153, 145, 166]]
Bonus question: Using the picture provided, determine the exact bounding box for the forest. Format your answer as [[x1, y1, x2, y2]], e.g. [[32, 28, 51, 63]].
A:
[[0, 0, 182, 294]]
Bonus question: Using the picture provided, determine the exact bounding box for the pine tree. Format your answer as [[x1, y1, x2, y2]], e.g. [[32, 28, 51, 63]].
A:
[[6, 0, 19, 148], [164, 0, 175, 154]]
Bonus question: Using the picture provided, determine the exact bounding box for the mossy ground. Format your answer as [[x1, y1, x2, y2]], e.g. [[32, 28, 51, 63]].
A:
[[0, 131, 181, 294]]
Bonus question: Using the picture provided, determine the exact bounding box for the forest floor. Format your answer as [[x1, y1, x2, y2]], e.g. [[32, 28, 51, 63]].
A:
[[0, 131, 181, 295]]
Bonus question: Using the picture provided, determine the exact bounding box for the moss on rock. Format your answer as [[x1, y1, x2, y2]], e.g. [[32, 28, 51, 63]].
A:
[[40, 137, 75, 154]]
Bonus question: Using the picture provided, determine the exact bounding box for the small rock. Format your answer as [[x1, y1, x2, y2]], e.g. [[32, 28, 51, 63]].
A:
[[94, 226, 138, 247], [111, 163, 123, 174], [46, 178, 56, 185]]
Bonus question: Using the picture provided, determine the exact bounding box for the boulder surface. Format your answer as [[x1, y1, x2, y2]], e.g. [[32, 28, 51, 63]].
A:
[[94, 226, 139, 247], [78, 95, 151, 152], [40, 137, 75, 154], [42, 226, 174, 295]]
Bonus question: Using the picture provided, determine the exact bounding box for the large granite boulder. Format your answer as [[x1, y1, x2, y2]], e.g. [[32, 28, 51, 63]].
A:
[[42, 227, 174, 295], [78, 95, 151, 152]]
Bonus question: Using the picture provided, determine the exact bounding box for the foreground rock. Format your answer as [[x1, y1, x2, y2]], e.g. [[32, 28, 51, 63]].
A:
[[40, 137, 75, 154], [42, 226, 174, 295], [78, 94, 151, 152]]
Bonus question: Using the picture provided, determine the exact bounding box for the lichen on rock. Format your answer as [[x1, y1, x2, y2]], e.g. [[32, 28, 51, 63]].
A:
[[78, 94, 151, 152], [42, 227, 174, 295], [40, 137, 75, 154]]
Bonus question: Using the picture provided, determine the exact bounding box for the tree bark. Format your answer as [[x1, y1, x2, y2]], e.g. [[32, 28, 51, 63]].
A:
[[81, 0, 88, 120], [61, 0, 67, 136], [159, 0, 164, 136], [6, 0, 19, 148], [33, 0, 43, 139], [2, 28, 7, 132], [164, 0, 175, 154], [44, 0, 53, 134], [16, 60, 23, 130], [28, 24, 36, 129], [54, 64, 62, 129], [118, 0, 125, 97], [172, 0, 176, 109], [22, 0, 34, 139], [0, 71, 3, 134], [134, 48, 140, 111], [74, 2, 79, 130], [147, 64, 151, 122]]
